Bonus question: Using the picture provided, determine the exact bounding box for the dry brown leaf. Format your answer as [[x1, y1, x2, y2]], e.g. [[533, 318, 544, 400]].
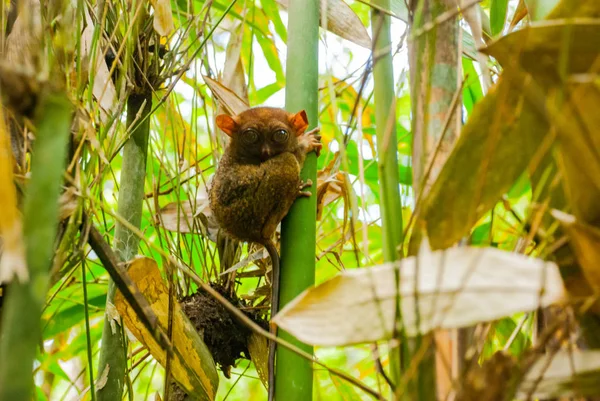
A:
[[222, 23, 249, 105], [316, 154, 348, 221], [203, 76, 250, 117], [158, 194, 219, 241], [114, 257, 218, 400], [273, 246, 564, 346], [518, 350, 600, 399], [247, 332, 268, 389], [0, 106, 26, 284], [482, 20, 600, 82], [552, 210, 600, 292], [277, 0, 371, 48], [152, 0, 175, 37], [509, 0, 528, 31], [81, 11, 116, 122]]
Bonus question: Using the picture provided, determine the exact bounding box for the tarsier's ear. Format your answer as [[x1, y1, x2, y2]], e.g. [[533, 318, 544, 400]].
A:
[[216, 114, 238, 137], [289, 110, 309, 136]]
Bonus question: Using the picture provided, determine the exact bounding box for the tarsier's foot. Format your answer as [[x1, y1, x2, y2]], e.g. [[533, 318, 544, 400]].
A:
[[298, 179, 313, 197], [303, 127, 322, 157]]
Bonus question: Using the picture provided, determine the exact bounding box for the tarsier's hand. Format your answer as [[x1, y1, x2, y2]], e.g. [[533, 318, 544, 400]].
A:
[[298, 179, 313, 198], [300, 127, 322, 157]]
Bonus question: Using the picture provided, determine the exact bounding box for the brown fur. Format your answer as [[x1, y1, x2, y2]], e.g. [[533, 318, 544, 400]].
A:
[[209, 106, 321, 401], [209, 106, 320, 245]]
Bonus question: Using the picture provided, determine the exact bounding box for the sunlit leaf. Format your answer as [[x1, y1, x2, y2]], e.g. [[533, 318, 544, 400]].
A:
[[277, 0, 371, 48], [422, 76, 547, 250], [152, 0, 175, 36], [81, 12, 116, 122], [483, 20, 600, 80], [491, 0, 509, 35], [274, 246, 564, 346], [203, 75, 250, 116], [114, 257, 219, 400], [247, 332, 268, 389]]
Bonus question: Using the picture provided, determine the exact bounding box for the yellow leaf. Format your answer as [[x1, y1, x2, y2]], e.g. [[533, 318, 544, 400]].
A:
[[247, 332, 268, 389], [152, 0, 175, 37], [114, 257, 218, 400]]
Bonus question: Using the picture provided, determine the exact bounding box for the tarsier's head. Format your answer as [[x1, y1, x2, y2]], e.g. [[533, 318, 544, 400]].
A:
[[216, 107, 309, 163]]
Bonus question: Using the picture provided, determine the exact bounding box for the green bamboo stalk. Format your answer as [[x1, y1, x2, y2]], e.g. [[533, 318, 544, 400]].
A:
[[96, 93, 152, 401], [0, 93, 72, 400], [370, 1, 406, 399], [407, 0, 460, 399], [276, 0, 319, 399]]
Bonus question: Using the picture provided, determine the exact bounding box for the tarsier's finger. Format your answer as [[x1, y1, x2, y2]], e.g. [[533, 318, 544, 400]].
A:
[[305, 126, 321, 136]]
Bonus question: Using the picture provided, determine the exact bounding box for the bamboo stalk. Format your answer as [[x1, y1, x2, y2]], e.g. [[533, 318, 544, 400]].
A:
[[275, 0, 319, 399], [370, 1, 407, 399], [96, 93, 152, 401], [0, 93, 73, 400], [407, 0, 461, 399]]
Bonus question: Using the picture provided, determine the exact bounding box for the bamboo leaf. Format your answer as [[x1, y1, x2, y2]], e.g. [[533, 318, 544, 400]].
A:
[[81, 11, 116, 121], [152, 0, 175, 36], [524, 0, 560, 20], [273, 246, 564, 346], [247, 332, 268, 389], [491, 0, 509, 35], [518, 350, 600, 398], [422, 76, 547, 250], [114, 257, 219, 400], [203, 75, 250, 116], [552, 211, 600, 292], [277, 0, 371, 48], [483, 21, 600, 79]]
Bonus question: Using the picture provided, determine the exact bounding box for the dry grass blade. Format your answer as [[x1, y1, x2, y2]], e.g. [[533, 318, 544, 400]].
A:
[[274, 246, 565, 346]]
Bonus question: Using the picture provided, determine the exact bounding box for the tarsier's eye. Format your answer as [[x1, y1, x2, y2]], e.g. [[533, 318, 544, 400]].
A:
[[242, 129, 259, 144], [272, 129, 289, 143]]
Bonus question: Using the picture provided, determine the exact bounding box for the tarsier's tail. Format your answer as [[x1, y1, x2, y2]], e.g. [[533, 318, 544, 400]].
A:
[[264, 240, 280, 401]]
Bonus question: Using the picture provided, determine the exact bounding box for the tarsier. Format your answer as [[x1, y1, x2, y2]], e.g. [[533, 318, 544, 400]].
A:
[[209, 107, 321, 401]]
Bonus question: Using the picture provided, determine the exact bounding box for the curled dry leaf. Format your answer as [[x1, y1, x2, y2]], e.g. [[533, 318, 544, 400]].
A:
[[276, 0, 371, 48], [114, 257, 219, 400], [81, 11, 117, 122], [158, 195, 219, 242], [316, 154, 348, 221], [518, 350, 600, 399], [203, 76, 250, 117], [273, 246, 564, 346]]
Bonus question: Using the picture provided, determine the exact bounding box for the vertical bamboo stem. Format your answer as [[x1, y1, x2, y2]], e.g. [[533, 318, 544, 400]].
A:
[[0, 94, 72, 400], [96, 93, 152, 401], [276, 0, 319, 399]]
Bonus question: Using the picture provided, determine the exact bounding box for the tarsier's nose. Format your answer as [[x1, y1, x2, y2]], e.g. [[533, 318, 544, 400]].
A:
[[260, 147, 272, 161]]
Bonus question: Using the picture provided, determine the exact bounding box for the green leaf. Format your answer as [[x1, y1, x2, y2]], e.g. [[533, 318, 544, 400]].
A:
[[261, 0, 287, 42], [255, 32, 285, 84], [42, 294, 107, 340], [490, 0, 509, 35]]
